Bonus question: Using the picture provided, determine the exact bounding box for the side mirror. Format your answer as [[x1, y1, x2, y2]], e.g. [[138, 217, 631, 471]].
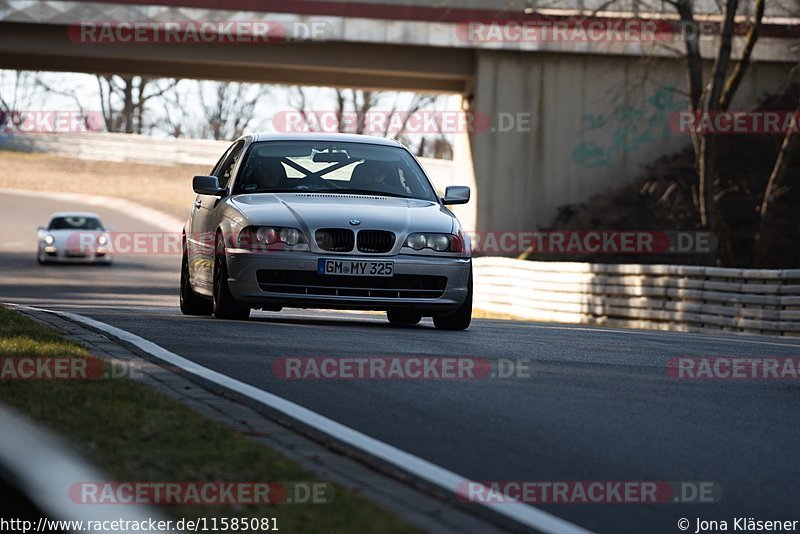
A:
[[442, 186, 470, 205], [37, 225, 45, 232], [193, 175, 224, 196]]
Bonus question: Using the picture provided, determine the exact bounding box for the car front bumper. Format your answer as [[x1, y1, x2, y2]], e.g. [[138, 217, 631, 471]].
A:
[[226, 251, 471, 312], [40, 245, 112, 264]]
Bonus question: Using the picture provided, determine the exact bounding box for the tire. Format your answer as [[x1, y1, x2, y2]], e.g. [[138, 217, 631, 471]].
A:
[[387, 309, 422, 326], [37, 253, 45, 265], [433, 268, 472, 331], [212, 234, 250, 320], [180, 245, 212, 316]]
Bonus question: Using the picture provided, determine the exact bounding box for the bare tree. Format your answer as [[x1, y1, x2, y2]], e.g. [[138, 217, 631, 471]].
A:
[[667, 0, 767, 264], [0, 71, 48, 128], [159, 83, 187, 139], [195, 81, 270, 140], [415, 135, 454, 160], [754, 77, 800, 265], [96, 75, 178, 134], [573, 0, 795, 265]]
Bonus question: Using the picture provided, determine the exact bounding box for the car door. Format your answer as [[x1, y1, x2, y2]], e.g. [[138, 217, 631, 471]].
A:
[[190, 140, 245, 290]]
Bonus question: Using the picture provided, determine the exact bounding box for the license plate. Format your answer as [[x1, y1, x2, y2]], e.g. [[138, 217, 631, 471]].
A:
[[318, 259, 394, 277]]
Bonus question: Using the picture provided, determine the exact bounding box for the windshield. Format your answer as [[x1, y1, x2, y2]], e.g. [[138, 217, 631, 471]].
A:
[[232, 141, 439, 201], [48, 216, 103, 231]]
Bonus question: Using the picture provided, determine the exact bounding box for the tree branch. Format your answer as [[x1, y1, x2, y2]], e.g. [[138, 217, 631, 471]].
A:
[[706, 0, 738, 111], [719, 0, 764, 111]]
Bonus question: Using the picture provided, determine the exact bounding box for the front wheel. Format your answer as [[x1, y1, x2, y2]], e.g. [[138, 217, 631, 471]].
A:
[[433, 269, 472, 331], [180, 245, 212, 316], [213, 235, 250, 320]]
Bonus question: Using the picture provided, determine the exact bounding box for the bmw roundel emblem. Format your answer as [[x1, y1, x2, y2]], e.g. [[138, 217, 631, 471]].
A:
[[349, 219, 361, 226]]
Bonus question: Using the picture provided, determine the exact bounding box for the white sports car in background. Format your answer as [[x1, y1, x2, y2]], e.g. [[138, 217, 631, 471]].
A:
[[37, 212, 113, 265]]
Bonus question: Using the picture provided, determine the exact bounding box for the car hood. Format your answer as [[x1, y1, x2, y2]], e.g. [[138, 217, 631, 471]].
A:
[[229, 193, 455, 235]]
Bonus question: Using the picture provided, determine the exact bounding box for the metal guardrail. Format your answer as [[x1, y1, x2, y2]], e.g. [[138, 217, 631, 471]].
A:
[[474, 257, 800, 336]]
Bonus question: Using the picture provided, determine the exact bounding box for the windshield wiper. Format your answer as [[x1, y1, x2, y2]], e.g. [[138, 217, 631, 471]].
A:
[[332, 188, 410, 199], [239, 188, 314, 194]]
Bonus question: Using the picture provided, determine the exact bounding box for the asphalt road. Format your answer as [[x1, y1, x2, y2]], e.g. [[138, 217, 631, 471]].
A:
[[2, 190, 800, 534]]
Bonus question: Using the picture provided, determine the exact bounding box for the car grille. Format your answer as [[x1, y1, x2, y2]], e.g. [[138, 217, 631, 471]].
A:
[[315, 229, 354, 252], [257, 270, 447, 299], [357, 230, 395, 253]]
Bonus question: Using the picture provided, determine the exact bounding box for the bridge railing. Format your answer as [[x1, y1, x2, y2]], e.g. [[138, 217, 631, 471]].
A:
[[474, 257, 800, 337]]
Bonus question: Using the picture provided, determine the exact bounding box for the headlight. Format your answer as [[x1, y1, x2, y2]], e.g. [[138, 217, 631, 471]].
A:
[[429, 234, 451, 252], [406, 234, 427, 250], [240, 226, 306, 249], [44, 235, 54, 245], [403, 233, 464, 253], [255, 227, 279, 244], [97, 235, 108, 245], [281, 228, 302, 246]]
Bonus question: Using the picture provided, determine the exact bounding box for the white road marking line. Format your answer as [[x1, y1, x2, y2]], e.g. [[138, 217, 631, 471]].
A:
[[11, 303, 592, 534], [34, 304, 176, 313]]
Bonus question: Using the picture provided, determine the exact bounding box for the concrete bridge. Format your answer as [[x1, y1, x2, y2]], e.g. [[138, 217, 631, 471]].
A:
[[1, 0, 797, 232]]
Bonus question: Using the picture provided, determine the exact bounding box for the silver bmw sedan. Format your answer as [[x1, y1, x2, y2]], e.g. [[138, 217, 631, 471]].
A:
[[180, 133, 472, 330]]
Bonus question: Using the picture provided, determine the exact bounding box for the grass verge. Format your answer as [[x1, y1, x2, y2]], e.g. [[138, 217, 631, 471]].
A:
[[0, 305, 417, 532]]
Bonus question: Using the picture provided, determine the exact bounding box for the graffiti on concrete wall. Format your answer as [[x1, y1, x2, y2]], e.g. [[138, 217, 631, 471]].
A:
[[570, 85, 683, 169]]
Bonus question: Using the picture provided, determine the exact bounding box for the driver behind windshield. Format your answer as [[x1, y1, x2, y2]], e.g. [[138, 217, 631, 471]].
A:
[[349, 160, 406, 195], [240, 157, 287, 192]]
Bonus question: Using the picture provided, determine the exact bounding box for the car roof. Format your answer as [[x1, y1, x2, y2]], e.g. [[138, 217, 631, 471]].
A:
[[48, 212, 103, 220], [249, 132, 403, 147]]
